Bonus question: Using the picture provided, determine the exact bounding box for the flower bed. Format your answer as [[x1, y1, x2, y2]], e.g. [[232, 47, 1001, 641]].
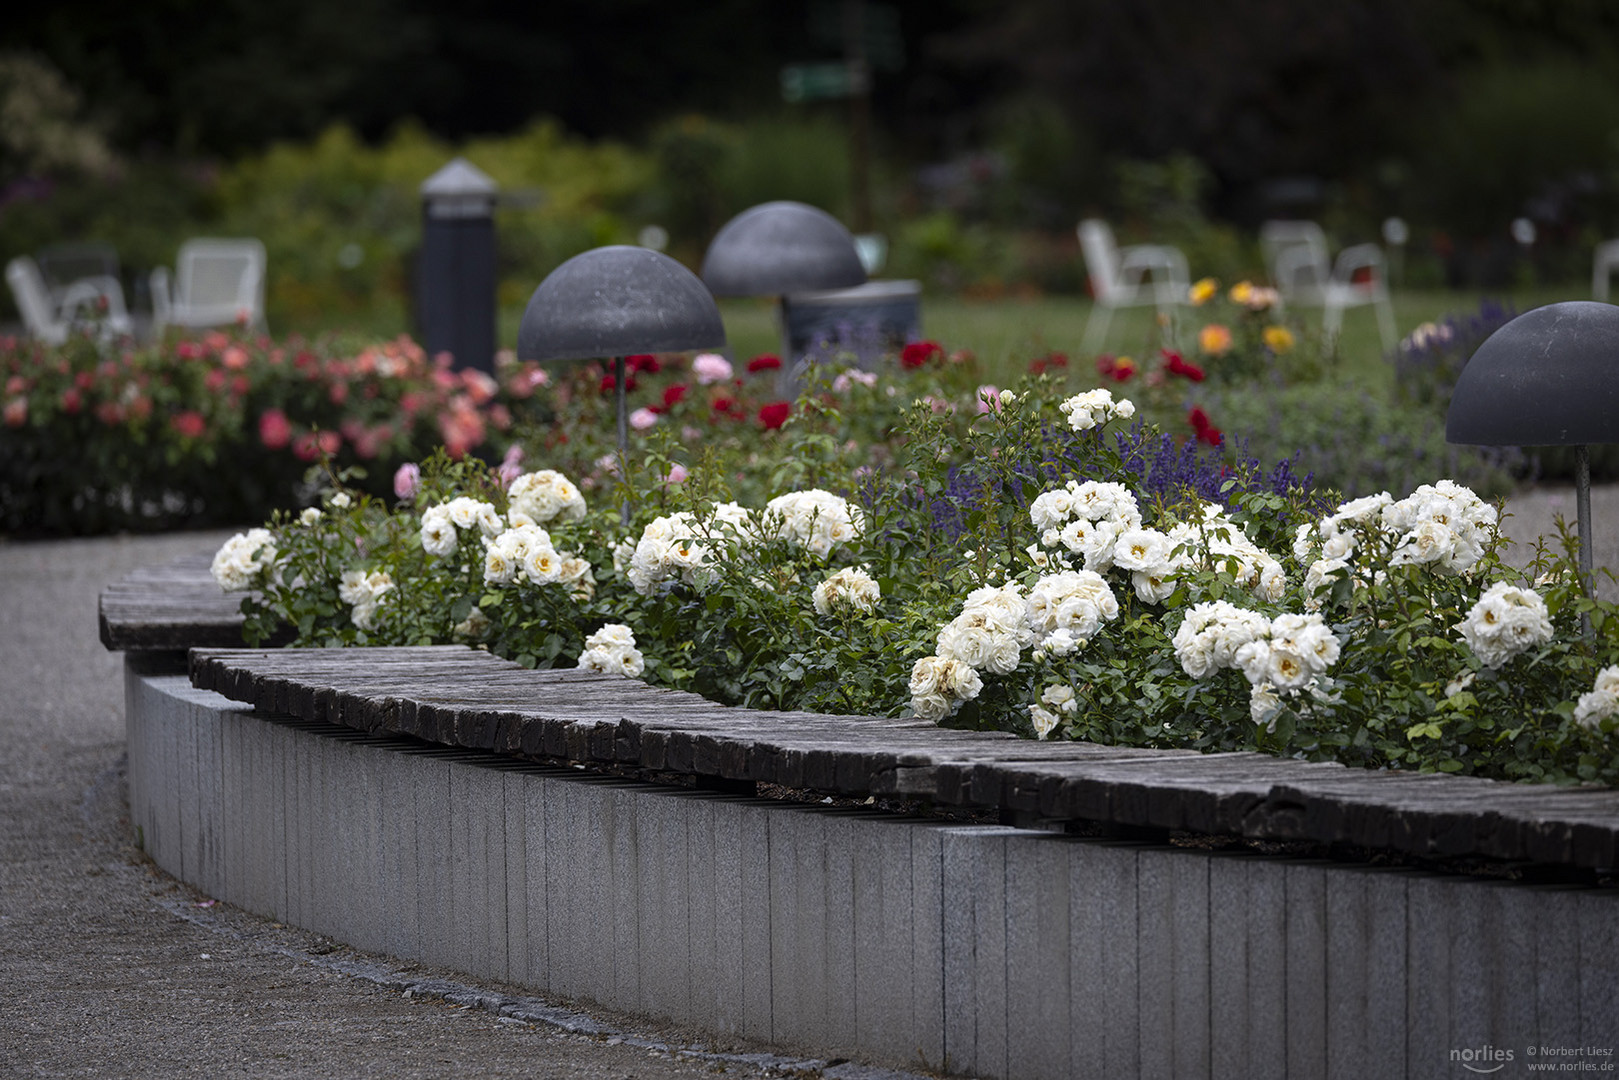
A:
[[0, 329, 558, 535], [211, 356, 1619, 786]]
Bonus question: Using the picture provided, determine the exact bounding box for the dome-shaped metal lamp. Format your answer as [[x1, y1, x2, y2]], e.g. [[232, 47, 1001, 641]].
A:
[[1447, 300, 1619, 605], [700, 201, 867, 298], [519, 246, 725, 472]]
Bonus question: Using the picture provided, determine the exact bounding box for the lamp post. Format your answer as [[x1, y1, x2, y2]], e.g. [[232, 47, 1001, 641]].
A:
[[701, 201, 867, 390], [518, 246, 726, 519], [1447, 301, 1619, 626]]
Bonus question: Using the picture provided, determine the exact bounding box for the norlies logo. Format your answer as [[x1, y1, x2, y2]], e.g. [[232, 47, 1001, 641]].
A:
[[1452, 1045, 1515, 1073]]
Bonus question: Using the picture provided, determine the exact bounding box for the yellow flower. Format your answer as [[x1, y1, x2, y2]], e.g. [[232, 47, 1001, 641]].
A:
[[1189, 277, 1218, 306], [1228, 281, 1254, 306], [1199, 324, 1233, 355], [1263, 325, 1295, 353]]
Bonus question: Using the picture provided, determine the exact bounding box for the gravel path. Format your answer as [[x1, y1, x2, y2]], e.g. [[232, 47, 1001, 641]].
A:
[[0, 530, 917, 1080], [0, 487, 1611, 1078]]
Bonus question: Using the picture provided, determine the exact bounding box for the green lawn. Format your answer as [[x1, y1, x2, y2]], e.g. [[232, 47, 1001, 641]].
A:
[[712, 285, 1590, 393], [313, 283, 1593, 394]]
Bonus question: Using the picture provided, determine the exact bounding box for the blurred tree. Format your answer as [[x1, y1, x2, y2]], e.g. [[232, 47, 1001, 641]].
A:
[[0, 52, 115, 181]]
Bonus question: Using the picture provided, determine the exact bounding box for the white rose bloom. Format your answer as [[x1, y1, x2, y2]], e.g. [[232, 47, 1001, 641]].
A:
[[300, 507, 322, 526], [508, 470, 587, 524], [1029, 703, 1061, 740], [1041, 683, 1078, 715], [577, 623, 645, 678], [813, 566, 881, 616], [1456, 582, 1553, 669], [1321, 531, 1356, 561], [1058, 389, 1134, 432], [1029, 489, 1076, 532], [484, 546, 517, 586], [211, 529, 277, 592], [419, 505, 458, 557], [937, 620, 996, 670], [909, 656, 982, 720], [559, 556, 596, 600], [1574, 666, 1619, 729], [1574, 688, 1619, 730], [523, 543, 564, 585], [1292, 523, 1318, 563], [1026, 571, 1117, 640], [445, 497, 481, 530], [330, 491, 352, 509], [1039, 627, 1081, 656], [762, 489, 864, 557], [1250, 683, 1284, 731], [1172, 600, 1271, 679], [1132, 570, 1177, 605], [1112, 527, 1170, 573], [338, 569, 370, 605]]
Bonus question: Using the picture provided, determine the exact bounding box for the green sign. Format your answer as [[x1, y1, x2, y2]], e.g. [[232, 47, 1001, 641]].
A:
[[781, 61, 870, 103]]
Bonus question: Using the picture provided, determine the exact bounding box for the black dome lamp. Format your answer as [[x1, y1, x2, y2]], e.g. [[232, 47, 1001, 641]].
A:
[[701, 201, 867, 381], [519, 246, 726, 516], [1447, 300, 1619, 617], [701, 201, 868, 298]]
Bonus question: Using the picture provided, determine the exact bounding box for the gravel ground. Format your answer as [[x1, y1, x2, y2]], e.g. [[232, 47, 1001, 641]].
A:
[[0, 486, 1611, 1078]]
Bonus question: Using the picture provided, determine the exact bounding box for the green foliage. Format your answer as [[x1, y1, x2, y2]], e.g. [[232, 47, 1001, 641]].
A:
[[214, 370, 1619, 786], [215, 120, 653, 326], [1201, 378, 1524, 500]]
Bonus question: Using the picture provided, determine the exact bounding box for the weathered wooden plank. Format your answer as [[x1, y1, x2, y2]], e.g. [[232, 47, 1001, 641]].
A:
[[181, 641, 1619, 870]]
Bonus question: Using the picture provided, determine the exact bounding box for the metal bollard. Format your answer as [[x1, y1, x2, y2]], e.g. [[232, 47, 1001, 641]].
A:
[[417, 157, 498, 374]]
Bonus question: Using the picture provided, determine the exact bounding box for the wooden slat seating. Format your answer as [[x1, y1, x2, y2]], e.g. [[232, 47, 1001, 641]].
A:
[[105, 556, 1619, 872]]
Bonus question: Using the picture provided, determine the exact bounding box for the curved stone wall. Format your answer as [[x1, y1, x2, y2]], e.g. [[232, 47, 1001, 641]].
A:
[[125, 664, 1619, 1080]]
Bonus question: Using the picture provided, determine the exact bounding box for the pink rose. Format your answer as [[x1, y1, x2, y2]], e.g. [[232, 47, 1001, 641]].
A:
[[692, 353, 733, 385], [394, 463, 421, 501]]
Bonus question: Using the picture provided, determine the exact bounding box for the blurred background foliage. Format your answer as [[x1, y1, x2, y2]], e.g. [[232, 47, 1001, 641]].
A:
[[3, 0, 1619, 331]]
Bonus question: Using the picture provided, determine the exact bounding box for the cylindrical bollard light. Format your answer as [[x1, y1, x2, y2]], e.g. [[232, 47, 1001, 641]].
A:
[[418, 157, 499, 374]]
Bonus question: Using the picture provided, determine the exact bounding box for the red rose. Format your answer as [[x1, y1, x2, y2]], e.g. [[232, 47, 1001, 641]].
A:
[[900, 341, 944, 369], [746, 354, 782, 373], [626, 354, 661, 374], [1196, 424, 1223, 447], [601, 373, 638, 395], [1165, 350, 1206, 382], [663, 384, 688, 408], [758, 401, 791, 429]]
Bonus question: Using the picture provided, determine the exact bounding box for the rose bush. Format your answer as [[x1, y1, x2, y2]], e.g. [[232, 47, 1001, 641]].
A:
[[0, 328, 554, 534], [213, 371, 1619, 786]]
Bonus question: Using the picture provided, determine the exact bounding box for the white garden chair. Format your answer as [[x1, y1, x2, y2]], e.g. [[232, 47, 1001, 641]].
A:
[[1078, 218, 1189, 354], [1260, 220, 1396, 349], [6, 255, 133, 345], [151, 238, 267, 334], [1593, 239, 1619, 301]]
